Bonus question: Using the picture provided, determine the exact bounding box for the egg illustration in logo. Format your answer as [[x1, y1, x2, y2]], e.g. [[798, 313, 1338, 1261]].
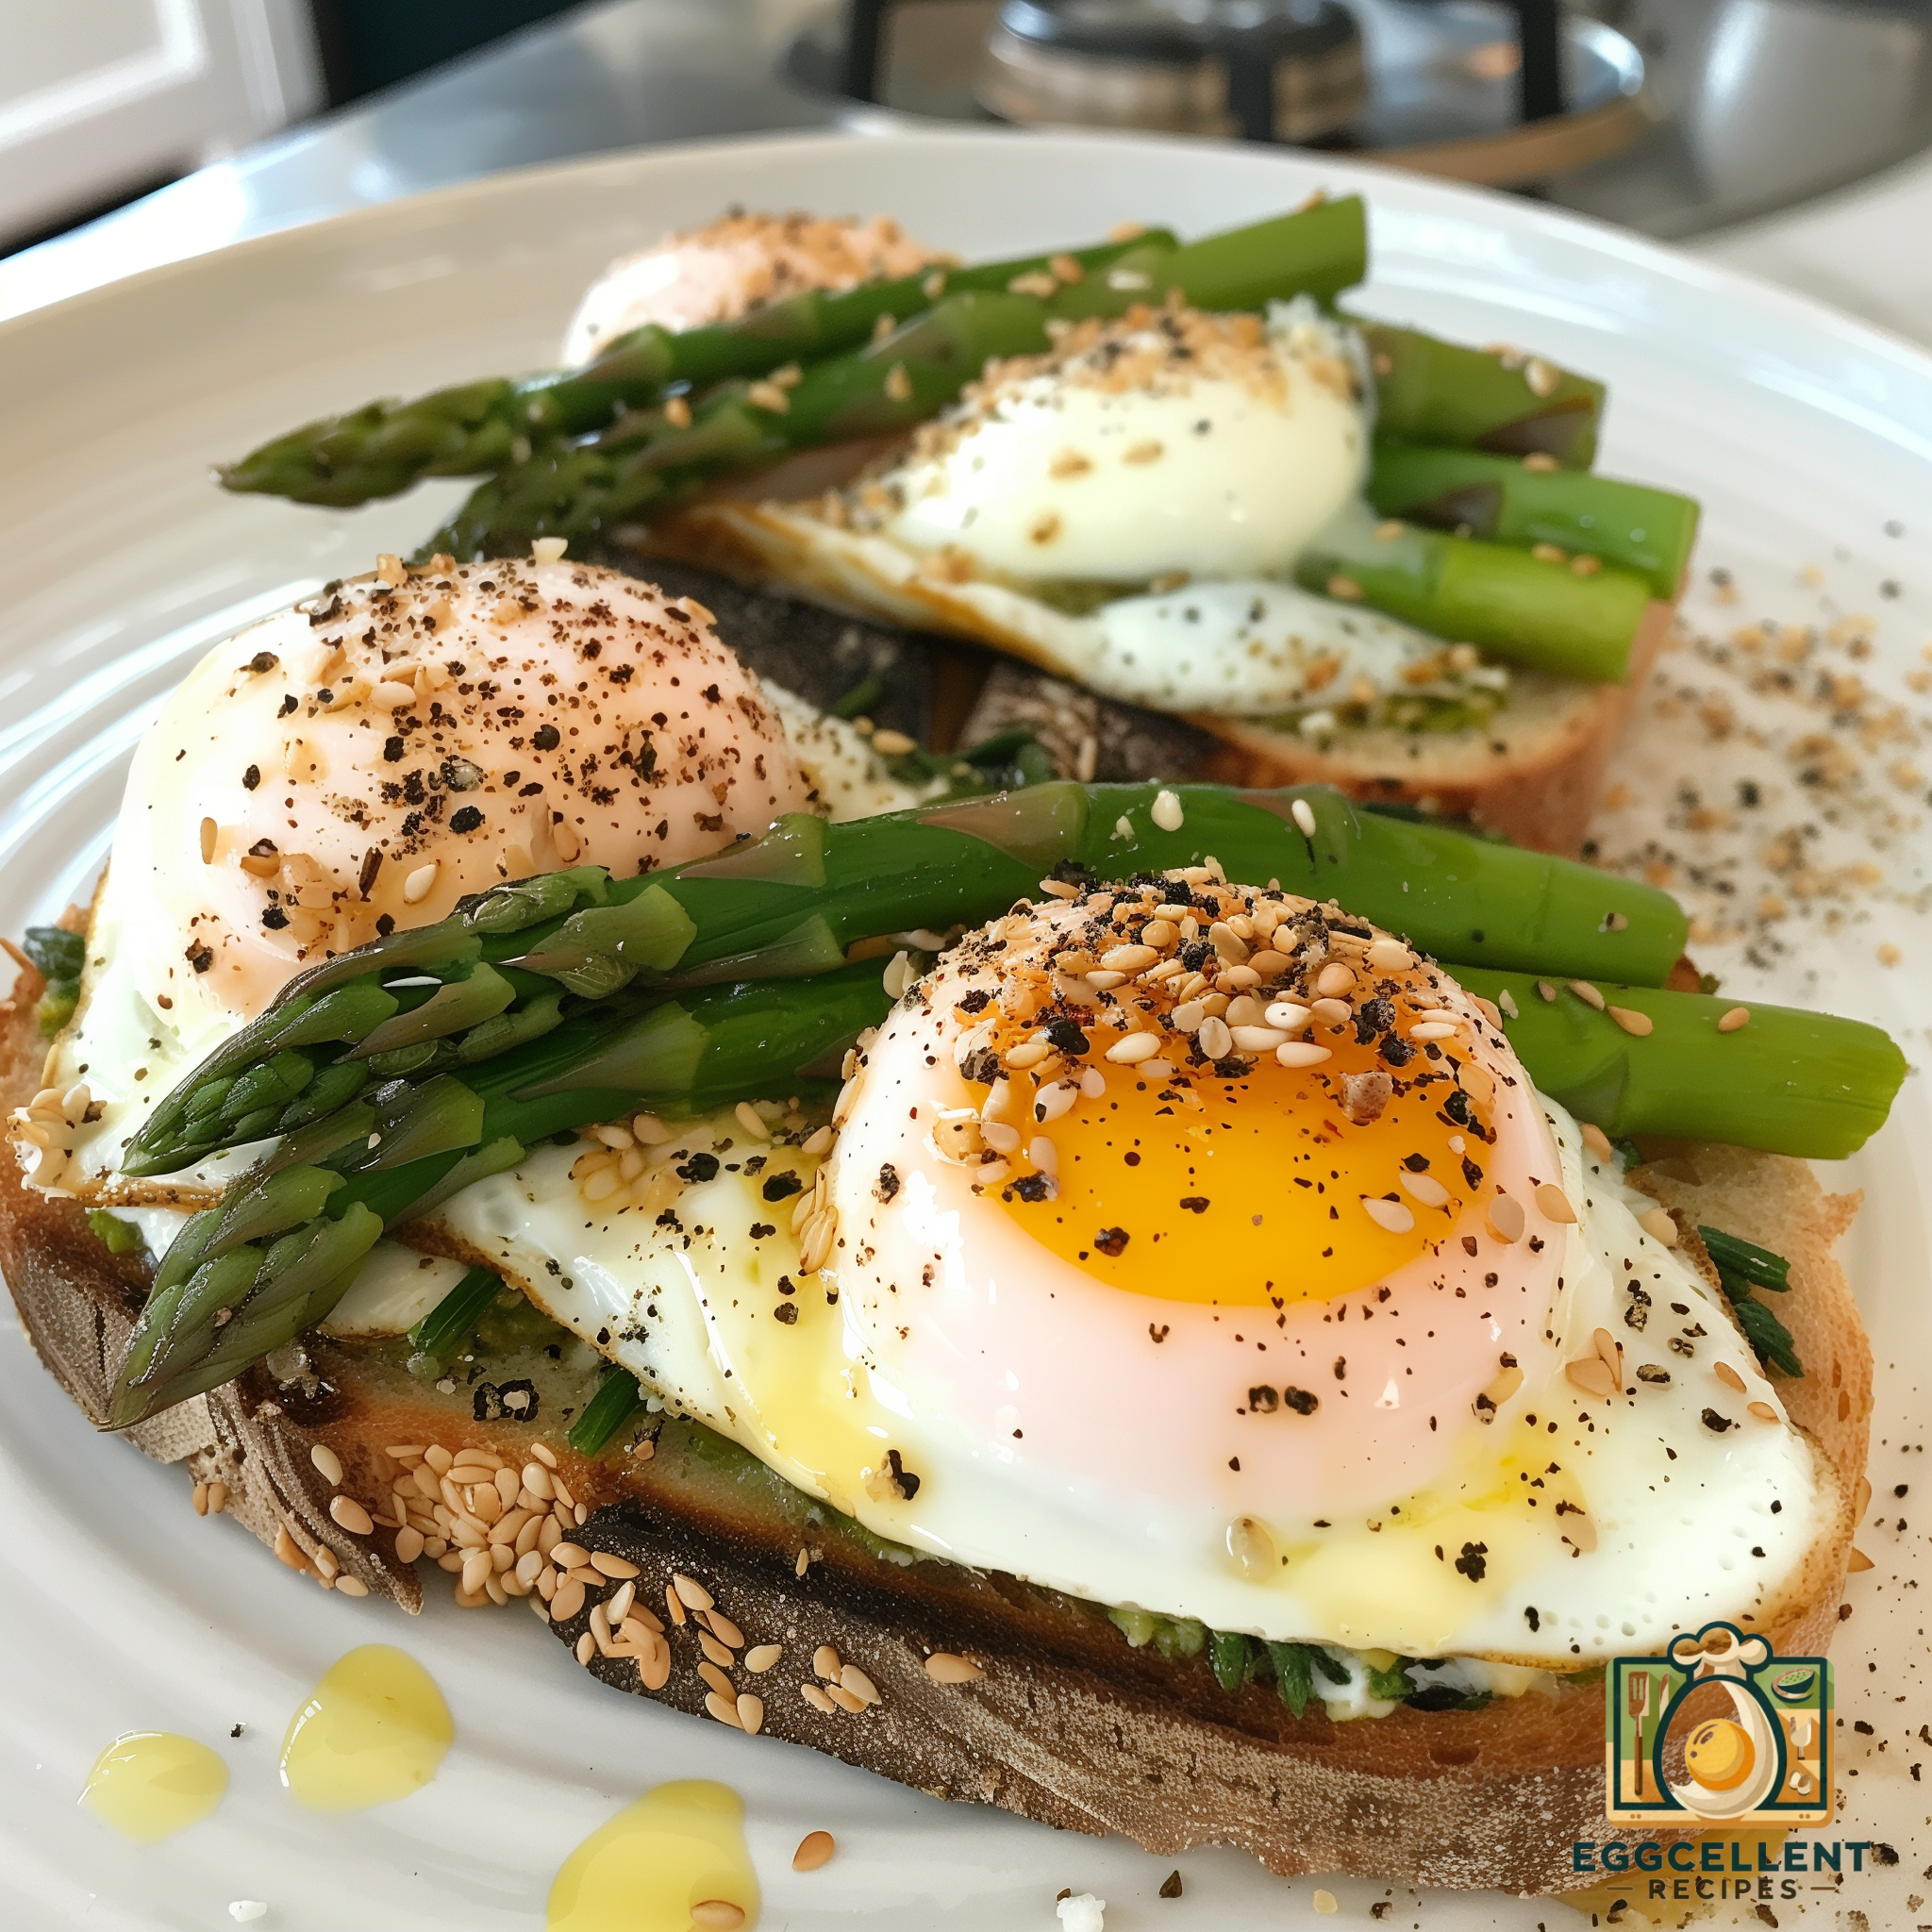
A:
[[1663, 1683, 1781, 1817], [1683, 1718, 1757, 1791]]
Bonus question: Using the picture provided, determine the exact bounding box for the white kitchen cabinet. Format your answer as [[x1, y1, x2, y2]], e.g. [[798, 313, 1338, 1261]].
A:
[[0, 0, 323, 244]]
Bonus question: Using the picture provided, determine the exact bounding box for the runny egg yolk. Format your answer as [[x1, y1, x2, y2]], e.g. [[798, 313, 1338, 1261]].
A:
[[983, 1032, 1480, 1308]]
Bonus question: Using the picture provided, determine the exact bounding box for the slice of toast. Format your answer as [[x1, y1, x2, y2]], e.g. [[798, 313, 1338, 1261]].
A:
[[633, 499, 1674, 854], [0, 961, 1871, 1893]]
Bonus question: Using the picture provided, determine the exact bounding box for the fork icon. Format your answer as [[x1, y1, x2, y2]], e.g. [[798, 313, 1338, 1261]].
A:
[[1627, 1670, 1652, 1799]]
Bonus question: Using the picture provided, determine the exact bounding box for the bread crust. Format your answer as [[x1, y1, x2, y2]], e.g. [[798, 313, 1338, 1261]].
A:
[[636, 499, 1673, 854], [0, 968, 1870, 1891]]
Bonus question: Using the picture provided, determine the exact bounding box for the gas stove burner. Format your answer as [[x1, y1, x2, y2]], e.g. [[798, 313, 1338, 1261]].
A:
[[980, 0, 1366, 143], [787, 0, 1651, 191]]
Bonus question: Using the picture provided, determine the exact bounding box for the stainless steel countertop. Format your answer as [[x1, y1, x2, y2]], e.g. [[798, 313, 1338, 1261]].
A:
[[7, 0, 1932, 353]]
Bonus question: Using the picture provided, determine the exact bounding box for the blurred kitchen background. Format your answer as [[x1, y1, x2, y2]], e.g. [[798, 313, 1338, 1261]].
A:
[[5, 0, 1932, 337]]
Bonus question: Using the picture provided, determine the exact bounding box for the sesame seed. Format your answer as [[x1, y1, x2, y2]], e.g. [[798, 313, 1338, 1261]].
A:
[[1534, 1181, 1577, 1224], [1227, 1515, 1275, 1576], [531, 537, 568, 564], [793, 1829, 837, 1872], [801, 1681, 836, 1712], [697, 1659, 736, 1699], [1150, 790, 1184, 832], [703, 1690, 742, 1729], [1274, 1041, 1332, 1069], [309, 1443, 344, 1486], [745, 1643, 784, 1673], [1105, 1033, 1160, 1064], [1399, 1171, 1450, 1208], [1638, 1208, 1678, 1246], [402, 860, 439, 904], [924, 1652, 985, 1684], [1326, 575, 1362, 601], [1565, 1354, 1617, 1398], [1579, 1123, 1614, 1161], [672, 1571, 713, 1611], [575, 1631, 595, 1665], [335, 1576, 370, 1598], [1361, 1195, 1414, 1235], [1607, 1005, 1653, 1037], [1747, 1401, 1779, 1423], [1486, 1194, 1526, 1243], [736, 1692, 764, 1735], [883, 362, 913, 403], [826, 1686, 868, 1714], [1714, 1361, 1747, 1393], [329, 1495, 375, 1536], [1717, 1007, 1751, 1033]]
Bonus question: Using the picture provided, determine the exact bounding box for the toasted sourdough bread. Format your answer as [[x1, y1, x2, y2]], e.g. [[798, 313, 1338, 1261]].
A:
[[632, 498, 1676, 854], [0, 965, 1870, 1893]]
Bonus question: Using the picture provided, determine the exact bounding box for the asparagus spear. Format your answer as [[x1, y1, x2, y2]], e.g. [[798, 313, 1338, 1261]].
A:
[[407, 1263, 504, 1361], [217, 232, 1180, 507], [1361, 323, 1605, 468], [425, 198, 1374, 559], [1453, 969, 1907, 1159], [124, 782, 1687, 1177], [428, 288, 1058, 558], [1367, 445, 1699, 600], [569, 1368, 648, 1455], [220, 194, 1371, 511], [110, 963, 892, 1427], [1295, 504, 1653, 683]]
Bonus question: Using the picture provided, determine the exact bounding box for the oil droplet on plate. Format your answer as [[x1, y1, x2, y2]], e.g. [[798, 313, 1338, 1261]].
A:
[[548, 1779, 759, 1932], [279, 1644, 453, 1812], [81, 1731, 228, 1843]]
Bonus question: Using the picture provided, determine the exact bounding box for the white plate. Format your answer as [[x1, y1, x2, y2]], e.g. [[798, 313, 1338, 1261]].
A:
[[0, 128, 1926, 1930]]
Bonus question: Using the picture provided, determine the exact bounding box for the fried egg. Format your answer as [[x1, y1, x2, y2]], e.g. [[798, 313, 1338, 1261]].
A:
[[562, 211, 949, 365], [435, 876, 1830, 1670], [657, 301, 1507, 721], [878, 302, 1364, 583], [110, 556, 808, 1041], [25, 558, 920, 1205]]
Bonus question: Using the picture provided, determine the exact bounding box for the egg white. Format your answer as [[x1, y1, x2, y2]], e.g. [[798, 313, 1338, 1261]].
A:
[[32, 675, 921, 1205], [425, 1087, 1826, 1670], [883, 306, 1362, 584]]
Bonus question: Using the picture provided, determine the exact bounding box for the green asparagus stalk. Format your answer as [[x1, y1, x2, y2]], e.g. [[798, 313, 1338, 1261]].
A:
[[216, 231, 1179, 507], [569, 1368, 648, 1455], [407, 1263, 504, 1360], [220, 194, 1371, 511], [1295, 503, 1653, 683], [110, 962, 893, 1427], [1362, 322, 1605, 468], [1453, 970, 1907, 1159], [124, 782, 1687, 1177], [427, 289, 1058, 557], [1366, 445, 1699, 600], [425, 198, 1374, 559]]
